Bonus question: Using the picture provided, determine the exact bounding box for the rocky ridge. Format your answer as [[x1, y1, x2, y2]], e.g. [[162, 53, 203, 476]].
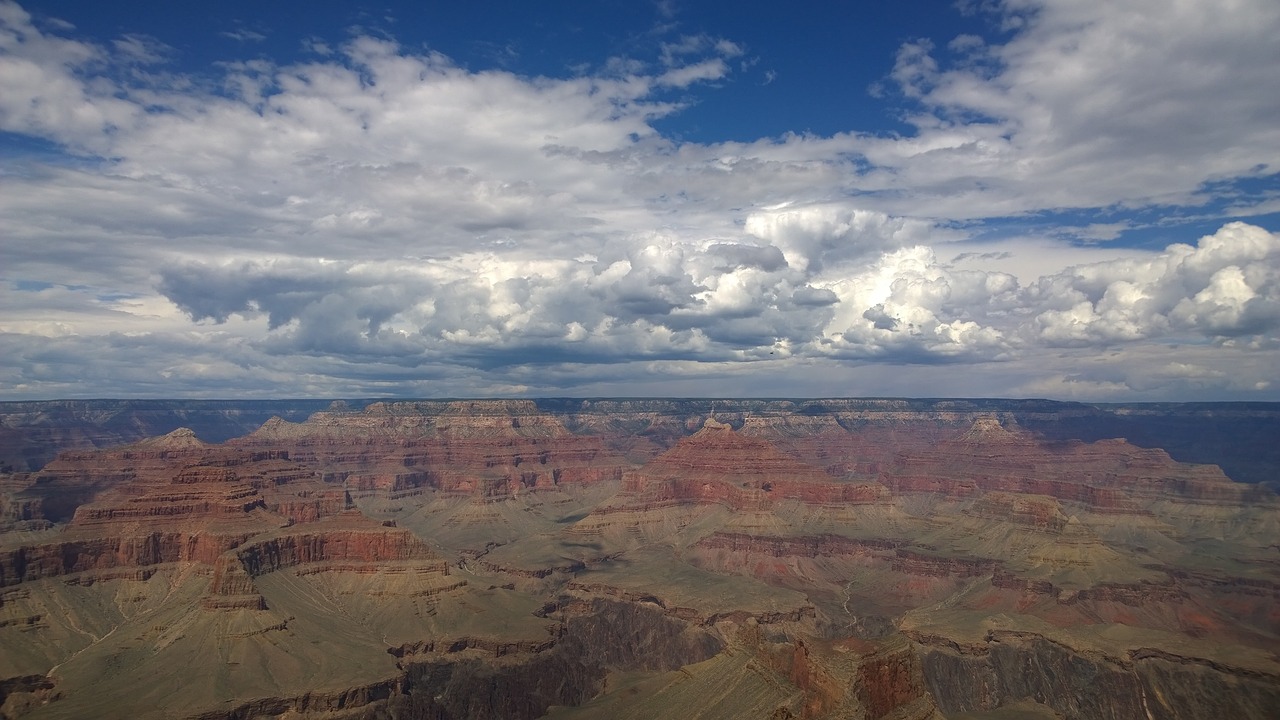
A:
[[0, 400, 1277, 719]]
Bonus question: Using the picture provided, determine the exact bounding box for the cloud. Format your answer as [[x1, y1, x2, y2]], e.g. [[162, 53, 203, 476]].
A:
[[744, 205, 944, 273], [656, 57, 728, 88], [815, 245, 1016, 363], [111, 34, 171, 64], [221, 28, 266, 43], [0, 0, 1277, 400], [1026, 222, 1280, 344], [151, 220, 1273, 375], [858, 0, 1280, 217]]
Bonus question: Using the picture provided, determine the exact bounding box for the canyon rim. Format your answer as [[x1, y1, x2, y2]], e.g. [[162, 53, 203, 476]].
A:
[[0, 397, 1277, 719]]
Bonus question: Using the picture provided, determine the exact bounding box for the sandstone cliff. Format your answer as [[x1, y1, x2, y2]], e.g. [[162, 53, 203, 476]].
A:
[[1, 399, 1277, 720]]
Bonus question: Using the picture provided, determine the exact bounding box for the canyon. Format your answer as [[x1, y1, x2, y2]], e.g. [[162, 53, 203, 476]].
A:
[[0, 398, 1277, 719]]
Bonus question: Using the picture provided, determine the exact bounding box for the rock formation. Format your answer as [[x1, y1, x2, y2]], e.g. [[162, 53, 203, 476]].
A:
[[232, 401, 629, 497], [0, 399, 1277, 719]]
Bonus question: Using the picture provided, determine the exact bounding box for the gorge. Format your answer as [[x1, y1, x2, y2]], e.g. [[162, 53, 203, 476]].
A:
[[0, 398, 1277, 719]]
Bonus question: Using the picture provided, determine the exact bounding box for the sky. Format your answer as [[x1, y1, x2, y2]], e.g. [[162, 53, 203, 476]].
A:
[[1, 0, 1279, 402]]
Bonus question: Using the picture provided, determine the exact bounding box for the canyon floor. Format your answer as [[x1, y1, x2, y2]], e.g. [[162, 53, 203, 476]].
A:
[[0, 398, 1278, 719]]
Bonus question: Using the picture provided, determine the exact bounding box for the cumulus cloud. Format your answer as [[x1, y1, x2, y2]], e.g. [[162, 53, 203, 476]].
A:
[[744, 204, 949, 273], [1, 0, 1278, 400], [1027, 223, 1280, 344], [145, 220, 1279, 383], [813, 245, 1016, 363]]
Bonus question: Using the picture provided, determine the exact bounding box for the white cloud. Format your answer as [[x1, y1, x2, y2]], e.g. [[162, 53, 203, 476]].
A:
[[1027, 222, 1280, 344], [656, 57, 728, 88], [811, 245, 1016, 363], [221, 28, 266, 43], [111, 33, 170, 64], [854, 0, 1280, 217], [744, 205, 944, 273], [0, 0, 1277, 400]]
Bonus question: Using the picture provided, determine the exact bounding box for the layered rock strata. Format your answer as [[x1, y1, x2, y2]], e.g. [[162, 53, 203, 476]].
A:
[[233, 401, 629, 496], [0, 401, 1277, 719]]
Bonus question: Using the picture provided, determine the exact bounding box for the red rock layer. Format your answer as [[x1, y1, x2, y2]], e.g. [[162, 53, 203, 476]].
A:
[[226, 525, 442, 578], [0, 531, 252, 586], [856, 640, 938, 720], [614, 419, 880, 512], [232, 402, 629, 496], [881, 416, 1265, 511], [9, 428, 348, 531], [206, 520, 448, 606], [64, 446, 347, 527], [0, 429, 360, 588]]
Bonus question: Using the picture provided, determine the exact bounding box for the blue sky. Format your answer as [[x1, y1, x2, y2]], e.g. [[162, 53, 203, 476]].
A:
[[18, 1, 984, 135], [2, 0, 1279, 400]]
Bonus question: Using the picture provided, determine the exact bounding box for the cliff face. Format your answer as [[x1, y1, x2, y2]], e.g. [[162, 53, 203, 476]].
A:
[[0, 531, 249, 586], [6, 397, 1278, 481], [0, 399, 336, 473], [609, 418, 886, 514], [0, 399, 1277, 720], [203, 521, 448, 610], [2, 428, 349, 532], [881, 416, 1266, 510], [0, 430, 441, 618], [232, 402, 629, 497], [913, 630, 1280, 720], [194, 598, 723, 720]]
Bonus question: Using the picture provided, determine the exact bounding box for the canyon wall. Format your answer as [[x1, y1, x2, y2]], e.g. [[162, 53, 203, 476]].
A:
[[0, 399, 1277, 719]]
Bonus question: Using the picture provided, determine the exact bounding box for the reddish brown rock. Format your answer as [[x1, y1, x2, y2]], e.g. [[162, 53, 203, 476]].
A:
[[232, 402, 629, 497], [228, 524, 442, 577], [857, 640, 937, 720], [881, 416, 1267, 511], [5, 428, 348, 532], [890, 550, 999, 579], [0, 531, 253, 586], [613, 418, 879, 512], [203, 518, 447, 607], [2, 401, 1276, 720]]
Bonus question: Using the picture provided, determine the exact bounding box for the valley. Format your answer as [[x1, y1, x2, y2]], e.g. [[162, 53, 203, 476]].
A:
[[1, 399, 1277, 719]]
